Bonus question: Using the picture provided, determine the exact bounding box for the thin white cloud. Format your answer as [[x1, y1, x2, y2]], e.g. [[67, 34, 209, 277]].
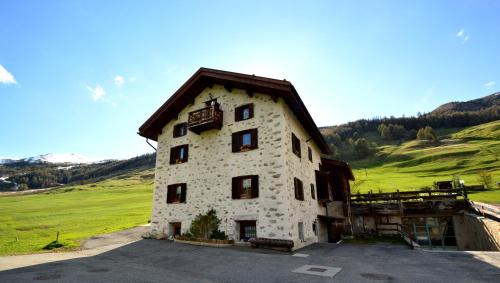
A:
[[462, 35, 469, 44], [114, 75, 124, 86], [456, 28, 469, 44], [87, 84, 105, 101], [0, 64, 17, 85], [484, 81, 496, 88]]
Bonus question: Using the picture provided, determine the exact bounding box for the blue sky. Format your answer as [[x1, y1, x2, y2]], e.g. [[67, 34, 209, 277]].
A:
[[1, 1, 499, 160]]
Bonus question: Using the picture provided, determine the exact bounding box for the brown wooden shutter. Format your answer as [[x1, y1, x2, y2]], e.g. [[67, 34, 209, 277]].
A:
[[166, 186, 173, 203], [251, 129, 258, 149], [232, 133, 240, 152], [292, 133, 301, 157], [232, 177, 239, 199], [248, 103, 254, 119], [251, 175, 259, 198], [169, 148, 175, 164], [235, 106, 242, 121], [299, 179, 304, 200], [293, 178, 298, 198], [180, 184, 187, 203]]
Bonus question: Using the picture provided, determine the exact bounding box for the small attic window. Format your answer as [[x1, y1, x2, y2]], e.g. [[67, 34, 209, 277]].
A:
[[173, 123, 187, 138], [235, 103, 254, 121]]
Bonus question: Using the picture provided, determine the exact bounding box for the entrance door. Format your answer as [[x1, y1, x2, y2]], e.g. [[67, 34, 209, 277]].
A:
[[328, 222, 343, 243], [170, 222, 182, 237]]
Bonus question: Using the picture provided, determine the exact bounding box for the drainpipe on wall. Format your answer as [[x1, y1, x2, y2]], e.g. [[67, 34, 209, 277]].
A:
[[146, 138, 157, 151]]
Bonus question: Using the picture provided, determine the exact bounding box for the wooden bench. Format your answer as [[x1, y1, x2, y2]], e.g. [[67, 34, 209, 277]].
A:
[[248, 237, 294, 252]]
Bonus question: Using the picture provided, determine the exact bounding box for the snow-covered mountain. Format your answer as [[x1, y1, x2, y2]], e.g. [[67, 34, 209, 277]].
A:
[[0, 153, 100, 164]]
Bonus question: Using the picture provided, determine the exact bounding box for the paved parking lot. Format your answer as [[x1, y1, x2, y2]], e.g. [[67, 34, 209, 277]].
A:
[[1, 240, 499, 282]]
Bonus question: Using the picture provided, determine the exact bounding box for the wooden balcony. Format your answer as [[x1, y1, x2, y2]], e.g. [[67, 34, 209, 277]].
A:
[[187, 105, 223, 134]]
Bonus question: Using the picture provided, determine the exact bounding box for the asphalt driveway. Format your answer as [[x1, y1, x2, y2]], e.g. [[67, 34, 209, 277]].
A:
[[1, 240, 499, 282]]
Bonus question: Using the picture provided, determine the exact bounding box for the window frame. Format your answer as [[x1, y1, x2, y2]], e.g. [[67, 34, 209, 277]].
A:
[[292, 133, 301, 158], [232, 175, 259, 199], [294, 177, 304, 201], [311, 184, 316, 199], [298, 222, 304, 242], [232, 129, 258, 152], [166, 183, 187, 204], [308, 147, 313, 162], [239, 220, 257, 241], [235, 103, 254, 122], [173, 122, 188, 138], [169, 144, 189, 164]]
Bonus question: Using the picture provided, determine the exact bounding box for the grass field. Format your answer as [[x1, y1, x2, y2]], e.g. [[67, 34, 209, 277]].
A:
[[0, 170, 154, 256], [350, 121, 500, 203], [1, 121, 498, 256]]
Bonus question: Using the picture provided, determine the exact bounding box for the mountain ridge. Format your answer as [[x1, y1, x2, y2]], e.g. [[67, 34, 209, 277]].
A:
[[0, 153, 113, 165], [431, 92, 499, 115]]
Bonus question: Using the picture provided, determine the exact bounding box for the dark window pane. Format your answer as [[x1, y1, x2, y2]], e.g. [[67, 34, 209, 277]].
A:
[[292, 133, 301, 157], [167, 183, 186, 203], [173, 123, 187, 137]]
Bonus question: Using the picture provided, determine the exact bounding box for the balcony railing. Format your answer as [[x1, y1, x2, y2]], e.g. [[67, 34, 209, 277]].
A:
[[187, 105, 223, 134]]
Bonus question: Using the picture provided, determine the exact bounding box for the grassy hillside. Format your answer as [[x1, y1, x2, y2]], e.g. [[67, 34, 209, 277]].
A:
[[0, 169, 154, 256], [350, 121, 500, 203]]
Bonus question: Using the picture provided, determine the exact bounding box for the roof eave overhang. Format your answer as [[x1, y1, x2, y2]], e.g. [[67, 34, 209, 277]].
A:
[[320, 157, 355, 181], [138, 68, 332, 154]]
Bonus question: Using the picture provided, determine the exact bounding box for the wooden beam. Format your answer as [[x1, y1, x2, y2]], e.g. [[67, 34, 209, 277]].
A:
[[271, 94, 278, 102], [246, 89, 254, 97], [224, 84, 233, 93]]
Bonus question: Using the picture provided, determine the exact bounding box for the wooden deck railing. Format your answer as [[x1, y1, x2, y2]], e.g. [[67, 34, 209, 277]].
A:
[[187, 105, 223, 134]]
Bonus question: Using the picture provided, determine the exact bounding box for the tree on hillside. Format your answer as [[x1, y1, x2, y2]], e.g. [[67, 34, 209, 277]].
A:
[[377, 123, 408, 140], [354, 138, 376, 158], [476, 171, 493, 189], [416, 126, 437, 141]]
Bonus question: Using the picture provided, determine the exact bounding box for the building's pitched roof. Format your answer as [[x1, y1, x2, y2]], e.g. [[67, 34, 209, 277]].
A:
[[138, 67, 331, 154], [320, 157, 355, 181]]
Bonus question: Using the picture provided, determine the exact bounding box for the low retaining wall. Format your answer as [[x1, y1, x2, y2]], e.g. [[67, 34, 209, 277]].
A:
[[173, 238, 233, 248]]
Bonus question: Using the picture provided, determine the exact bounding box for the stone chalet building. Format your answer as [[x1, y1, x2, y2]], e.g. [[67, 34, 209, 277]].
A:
[[139, 68, 354, 250]]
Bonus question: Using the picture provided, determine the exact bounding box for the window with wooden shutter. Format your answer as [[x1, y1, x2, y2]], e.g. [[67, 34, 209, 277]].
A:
[[315, 170, 331, 202], [292, 133, 301, 158], [235, 103, 254, 121], [173, 123, 187, 138], [232, 129, 258, 152], [167, 183, 187, 203], [294, 177, 304, 200], [231, 175, 259, 199], [170, 144, 189, 164]]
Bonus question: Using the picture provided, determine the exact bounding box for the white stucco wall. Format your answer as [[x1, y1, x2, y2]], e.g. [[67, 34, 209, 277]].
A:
[[150, 84, 327, 249]]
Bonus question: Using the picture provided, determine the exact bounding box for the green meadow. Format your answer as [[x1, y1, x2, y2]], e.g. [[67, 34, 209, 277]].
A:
[[0, 121, 498, 256], [350, 121, 500, 203], [0, 170, 154, 256]]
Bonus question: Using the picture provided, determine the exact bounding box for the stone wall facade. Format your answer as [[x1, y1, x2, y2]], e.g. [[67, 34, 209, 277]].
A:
[[150, 84, 327, 249]]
